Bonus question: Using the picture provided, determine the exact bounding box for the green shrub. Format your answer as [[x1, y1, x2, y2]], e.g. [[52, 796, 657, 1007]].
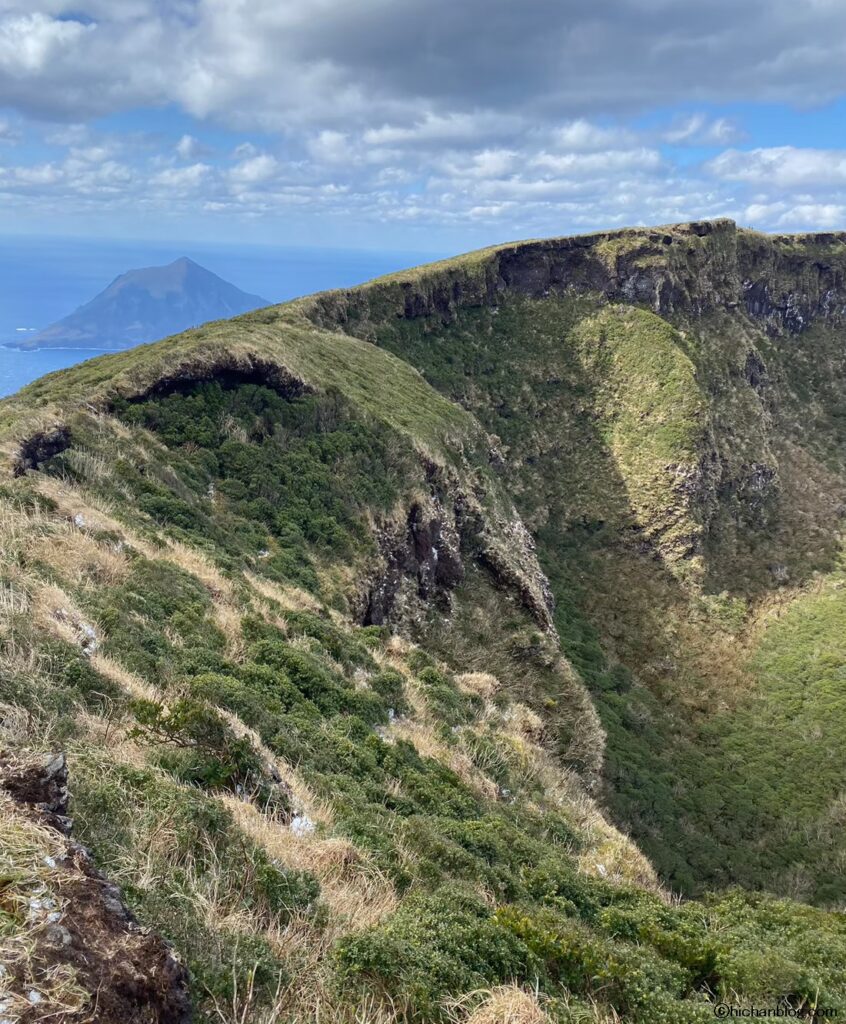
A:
[[369, 668, 409, 715], [417, 667, 480, 726], [111, 381, 416, 593], [129, 697, 262, 791], [496, 906, 707, 1023], [335, 886, 532, 1019], [93, 558, 224, 682], [283, 610, 376, 670]]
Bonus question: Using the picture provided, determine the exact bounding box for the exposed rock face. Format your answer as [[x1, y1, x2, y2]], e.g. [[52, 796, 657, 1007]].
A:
[[13, 426, 73, 476], [0, 751, 72, 833], [737, 232, 846, 334], [302, 219, 846, 581], [304, 219, 846, 338], [362, 494, 465, 627], [0, 752, 193, 1024], [360, 468, 556, 635]]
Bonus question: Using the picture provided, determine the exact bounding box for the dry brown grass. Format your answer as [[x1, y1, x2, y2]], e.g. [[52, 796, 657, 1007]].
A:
[[445, 985, 549, 1024], [215, 709, 333, 829], [33, 473, 243, 597], [88, 653, 160, 702], [455, 672, 500, 700], [0, 702, 33, 748], [206, 794, 399, 1024], [212, 601, 248, 661], [0, 795, 90, 1022], [383, 634, 413, 662], [166, 540, 234, 602], [222, 796, 397, 933], [527, 754, 662, 893], [33, 526, 129, 590], [0, 500, 50, 628], [388, 718, 499, 801], [34, 475, 143, 544], [245, 572, 323, 615], [499, 702, 545, 742], [32, 582, 100, 654], [73, 709, 151, 770]]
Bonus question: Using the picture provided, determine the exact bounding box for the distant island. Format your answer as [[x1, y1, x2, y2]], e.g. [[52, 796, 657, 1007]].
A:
[[10, 256, 269, 351]]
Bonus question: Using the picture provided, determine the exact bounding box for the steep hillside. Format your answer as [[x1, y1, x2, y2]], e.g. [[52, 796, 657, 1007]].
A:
[[299, 219, 846, 902], [1, 221, 846, 1023]]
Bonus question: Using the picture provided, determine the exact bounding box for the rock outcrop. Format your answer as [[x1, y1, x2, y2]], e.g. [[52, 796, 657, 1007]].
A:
[[359, 459, 556, 635], [0, 752, 192, 1024]]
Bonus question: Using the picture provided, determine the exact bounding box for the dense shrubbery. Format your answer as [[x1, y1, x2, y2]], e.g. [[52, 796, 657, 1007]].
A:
[[336, 887, 533, 1017], [99, 381, 415, 590], [129, 696, 264, 791], [337, 872, 846, 1022], [94, 557, 225, 682], [417, 666, 482, 725], [364, 291, 846, 906]]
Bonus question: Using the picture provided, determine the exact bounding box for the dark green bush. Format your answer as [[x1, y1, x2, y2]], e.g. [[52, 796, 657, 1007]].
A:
[[335, 886, 532, 1019], [417, 667, 480, 726], [130, 697, 262, 791], [369, 668, 408, 716]]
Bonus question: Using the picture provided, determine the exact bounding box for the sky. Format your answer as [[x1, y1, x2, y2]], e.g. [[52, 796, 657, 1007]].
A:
[[1, 0, 846, 253]]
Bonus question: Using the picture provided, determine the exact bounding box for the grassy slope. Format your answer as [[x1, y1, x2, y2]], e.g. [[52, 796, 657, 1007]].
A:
[[2, 222, 846, 1022], [3, 375, 845, 1024], [0, 307, 482, 472], [316, 233, 846, 905]]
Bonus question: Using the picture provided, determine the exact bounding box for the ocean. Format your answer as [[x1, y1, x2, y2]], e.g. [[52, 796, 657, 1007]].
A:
[[0, 347, 112, 399], [0, 236, 443, 398]]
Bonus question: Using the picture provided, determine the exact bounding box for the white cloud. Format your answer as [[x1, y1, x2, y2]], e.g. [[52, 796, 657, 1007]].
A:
[[232, 142, 259, 159], [0, 3, 845, 245], [435, 148, 519, 180], [69, 144, 117, 163], [775, 202, 846, 229], [13, 162, 62, 185], [307, 130, 351, 164], [4, 2, 846, 132], [151, 163, 211, 190], [363, 111, 520, 147], [64, 158, 133, 193], [44, 123, 88, 146], [0, 12, 91, 74], [531, 148, 663, 175], [664, 114, 743, 146], [467, 202, 515, 219], [229, 153, 279, 184], [708, 146, 846, 187], [550, 120, 637, 151], [176, 134, 203, 160]]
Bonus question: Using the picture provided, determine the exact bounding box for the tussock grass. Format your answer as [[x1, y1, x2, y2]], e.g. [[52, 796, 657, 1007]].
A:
[[454, 672, 499, 700], [33, 582, 100, 653], [245, 573, 325, 616], [33, 525, 129, 589], [88, 652, 159, 702], [387, 718, 500, 802], [214, 709, 333, 828], [445, 985, 549, 1024], [222, 796, 397, 932]]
